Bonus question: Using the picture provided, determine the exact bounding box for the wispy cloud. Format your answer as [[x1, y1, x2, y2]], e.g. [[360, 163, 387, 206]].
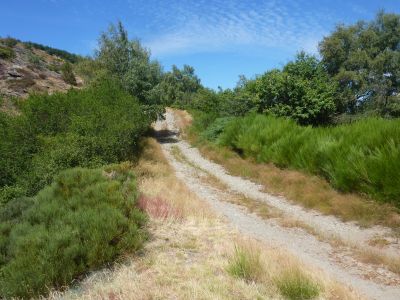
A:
[[137, 0, 331, 57]]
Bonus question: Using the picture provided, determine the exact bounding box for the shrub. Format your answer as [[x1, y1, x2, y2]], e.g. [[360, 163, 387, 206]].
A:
[[28, 52, 42, 68], [253, 53, 337, 125], [275, 269, 320, 300], [0, 165, 147, 299], [0, 45, 15, 60], [217, 114, 400, 206], [200, 117, 234, 142], [1, 37, 18, 48], [23, 41, 81, 63], [61, 62, 77, 85], [0, 78, 151, 202]]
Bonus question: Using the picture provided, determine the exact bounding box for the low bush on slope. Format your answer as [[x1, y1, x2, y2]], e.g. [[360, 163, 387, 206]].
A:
[[0, 163, 147, 299], [214, 114, 400, 206]]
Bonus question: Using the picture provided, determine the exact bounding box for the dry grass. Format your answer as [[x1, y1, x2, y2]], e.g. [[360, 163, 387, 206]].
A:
[[167, 110, 400, 279], [50, 222, 360, 300], [171, 109, 400, 230], [197, 142, 400, 229], [355, 248, 400, 276], [171, 108, 192, 138], [135, 138, 212, 221], [48, 136, 362, 300]]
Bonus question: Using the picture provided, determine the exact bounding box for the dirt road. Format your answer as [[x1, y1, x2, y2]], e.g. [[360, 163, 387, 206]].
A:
[[154, 110, 400, 300]]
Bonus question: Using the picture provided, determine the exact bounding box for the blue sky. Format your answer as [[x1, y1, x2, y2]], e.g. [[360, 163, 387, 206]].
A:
[[1, 0, 399, 89]]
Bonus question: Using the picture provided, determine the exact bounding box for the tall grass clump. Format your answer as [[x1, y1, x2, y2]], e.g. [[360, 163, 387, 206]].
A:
[[275, 268, 320, 300], [226, 245, 264, 283], [0, 163, 147, 299], [218, 114, 400, 206]]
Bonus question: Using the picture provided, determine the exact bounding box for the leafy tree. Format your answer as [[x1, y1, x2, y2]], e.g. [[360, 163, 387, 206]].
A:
[[253, 53, 337, 125], [96, 21, 162, 105], [152, 64, 201, 106], [319, 11, 400, 115]]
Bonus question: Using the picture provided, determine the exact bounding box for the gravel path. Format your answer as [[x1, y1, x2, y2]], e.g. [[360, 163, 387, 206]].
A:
[[154, 111, 400, 300]]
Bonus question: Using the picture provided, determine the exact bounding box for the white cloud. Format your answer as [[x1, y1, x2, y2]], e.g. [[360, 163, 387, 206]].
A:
[[140, 0, 330, 57]]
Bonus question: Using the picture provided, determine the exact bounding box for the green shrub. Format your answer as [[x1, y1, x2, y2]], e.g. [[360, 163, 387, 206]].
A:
[[28, 52, 42, 67], [275, 269, 320, 300], [201, 117, 234, 142], [1, 37, 18, 48], [61, 62, 77, 85], [0, 112, 37, 191], [0, 78, 151, 202], [0, 165, 147, 299], [0, 45, 15, 60], [216, 114, 400, 206], [23, 41, 81, 63]]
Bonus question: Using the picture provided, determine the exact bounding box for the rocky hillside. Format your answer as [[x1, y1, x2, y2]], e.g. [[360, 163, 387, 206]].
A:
[[0, 37, 82, 110]]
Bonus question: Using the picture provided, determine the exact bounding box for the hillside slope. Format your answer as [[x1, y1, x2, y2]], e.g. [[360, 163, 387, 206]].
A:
[[0, 38, 82, 110]]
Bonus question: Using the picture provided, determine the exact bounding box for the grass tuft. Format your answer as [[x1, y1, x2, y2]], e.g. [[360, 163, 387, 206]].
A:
[[227, 244, 264, 283], [275, 268, 321, 300]]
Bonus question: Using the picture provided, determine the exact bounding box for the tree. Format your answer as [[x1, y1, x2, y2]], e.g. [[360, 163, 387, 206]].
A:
[[96, 21, 162, 105], [319, 11, 400, 115], [253, 53, 337, 125], [151, 64, 201, 106]]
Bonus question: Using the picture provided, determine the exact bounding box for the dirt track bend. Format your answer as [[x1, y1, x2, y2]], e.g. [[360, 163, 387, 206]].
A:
[[154, 110, 400, 300]]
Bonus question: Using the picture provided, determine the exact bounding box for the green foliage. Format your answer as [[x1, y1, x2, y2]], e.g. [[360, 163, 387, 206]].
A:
[[23, 41, 81, 63], [28, 51, 42, 67], [319, 11, 400, 115], [188, 86, 256, 118], [0, 45, 15, 60], [184, 54, 337, 126], [0, 112, 37, 192], [275, 269, 320, 300], [0, 165, 147, 298], [252, 53, 337, 125], [61, 62, 77, 85], [226, 245, 263, 283], [74, 57, 105, 83], [152, 65, 202, 106], [0, 78, 151, 201], [96, 22, 162, 105], [211, 114, 400, 206], [200, 117, 234, 142], [0, 36, 18, 48]]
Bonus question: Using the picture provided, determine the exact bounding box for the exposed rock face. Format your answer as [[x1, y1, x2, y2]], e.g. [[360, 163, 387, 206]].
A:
[[0, 42, 82, 101]]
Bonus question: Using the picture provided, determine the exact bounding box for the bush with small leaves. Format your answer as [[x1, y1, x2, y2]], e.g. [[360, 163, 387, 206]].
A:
[[0, 164, 147, 299]]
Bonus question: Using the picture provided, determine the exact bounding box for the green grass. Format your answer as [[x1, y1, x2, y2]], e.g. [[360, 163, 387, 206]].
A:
[[0, 163, 147, 299], [0, 45, 15, 60], [226, 245, 264, 283], [275, 269, 320, 300], [218, 114, 400, 207]]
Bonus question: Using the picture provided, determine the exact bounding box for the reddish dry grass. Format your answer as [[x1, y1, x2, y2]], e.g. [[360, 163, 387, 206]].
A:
[[137, 195, 183, 220]]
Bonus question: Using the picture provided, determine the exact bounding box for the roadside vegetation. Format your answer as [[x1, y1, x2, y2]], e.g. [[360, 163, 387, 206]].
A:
[[0, 9, 399, 299], [0, 23, 166, 298], [0, 164, 146, 298], [219, 114, 400, 206], [49, 138, 357, 300], [165, 12, 400, 213]]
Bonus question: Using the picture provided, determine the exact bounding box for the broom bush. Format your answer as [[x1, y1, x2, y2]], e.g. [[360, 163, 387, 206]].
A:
[[218, 114, 400, 206]]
